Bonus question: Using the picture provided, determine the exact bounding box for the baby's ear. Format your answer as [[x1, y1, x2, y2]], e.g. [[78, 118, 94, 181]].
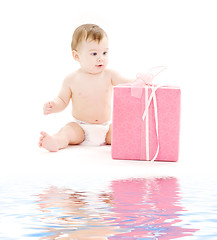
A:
[[72, 50, 79, 61]]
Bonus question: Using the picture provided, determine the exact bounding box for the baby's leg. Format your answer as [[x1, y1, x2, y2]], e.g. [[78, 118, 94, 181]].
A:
[[105, 124, 112, 145], [39, 122, 85, 152]]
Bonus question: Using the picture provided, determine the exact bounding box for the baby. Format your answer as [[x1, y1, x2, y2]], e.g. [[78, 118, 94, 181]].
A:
[[39, 24, 134, 152]]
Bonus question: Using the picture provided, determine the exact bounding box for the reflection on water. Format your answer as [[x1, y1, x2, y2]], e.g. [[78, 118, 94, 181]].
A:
[[31, 177, 197, 239], [3, 176, 217, 239], [108, 178, 198, 239], [35, 186, 118, 239]]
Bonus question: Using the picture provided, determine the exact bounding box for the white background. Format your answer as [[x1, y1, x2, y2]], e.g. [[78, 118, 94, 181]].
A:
[[0, 0, 216, 167]]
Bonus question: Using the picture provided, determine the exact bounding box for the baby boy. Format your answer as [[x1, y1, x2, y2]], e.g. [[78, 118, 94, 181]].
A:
[[39, 24, 134, 152]]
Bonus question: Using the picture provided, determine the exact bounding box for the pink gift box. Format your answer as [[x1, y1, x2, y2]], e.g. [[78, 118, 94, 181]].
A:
[[111, 84, 181, 161]]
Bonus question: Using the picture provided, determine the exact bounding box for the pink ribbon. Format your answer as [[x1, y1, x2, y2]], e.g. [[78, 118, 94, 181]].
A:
[[131, 66, 167, 161], [131, 66, 167, 98]]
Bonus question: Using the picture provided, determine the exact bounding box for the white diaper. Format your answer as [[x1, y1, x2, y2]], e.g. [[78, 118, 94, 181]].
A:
[[72, 117, 111, 146]]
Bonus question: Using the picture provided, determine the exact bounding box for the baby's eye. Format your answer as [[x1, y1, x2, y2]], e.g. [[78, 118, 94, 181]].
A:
[[90, 52, 97, 56], [103, 51, 108, 55]]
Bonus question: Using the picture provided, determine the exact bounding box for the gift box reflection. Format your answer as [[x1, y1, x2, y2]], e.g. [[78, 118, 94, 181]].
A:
[[108, 177, 198, 239]]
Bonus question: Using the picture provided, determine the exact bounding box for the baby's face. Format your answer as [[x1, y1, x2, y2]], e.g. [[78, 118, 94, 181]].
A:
[[77, 37, 109, 74]]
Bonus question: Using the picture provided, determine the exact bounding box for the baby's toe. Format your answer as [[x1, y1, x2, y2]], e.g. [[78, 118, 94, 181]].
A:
[[40, 131, 47, 137]]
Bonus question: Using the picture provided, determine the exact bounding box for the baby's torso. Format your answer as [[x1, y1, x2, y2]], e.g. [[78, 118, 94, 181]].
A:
[[70, 70, 113, 124]]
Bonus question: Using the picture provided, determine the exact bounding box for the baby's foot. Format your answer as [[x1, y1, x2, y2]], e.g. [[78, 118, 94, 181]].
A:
[[39, 132, 59, 152]]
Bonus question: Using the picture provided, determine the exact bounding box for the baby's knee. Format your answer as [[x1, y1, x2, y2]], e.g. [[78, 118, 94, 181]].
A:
[[66, 122, 80, 129], [65, 122, 85, 143]]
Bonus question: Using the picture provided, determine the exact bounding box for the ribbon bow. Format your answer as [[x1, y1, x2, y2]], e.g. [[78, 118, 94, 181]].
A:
[[137, 66, 167, 85], [131, 66, 167, 161], [131, 66, 167, 99]]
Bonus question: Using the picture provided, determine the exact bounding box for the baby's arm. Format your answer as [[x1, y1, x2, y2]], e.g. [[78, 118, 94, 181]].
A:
[[43, 77, 72, 115], [110, 70, 135, 86]]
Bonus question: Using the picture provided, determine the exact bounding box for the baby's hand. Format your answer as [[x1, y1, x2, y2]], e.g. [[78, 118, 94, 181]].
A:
[[43, 101, 55, 115]]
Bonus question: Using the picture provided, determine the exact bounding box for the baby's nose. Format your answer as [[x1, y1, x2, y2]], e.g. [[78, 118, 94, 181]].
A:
[[97, 54, 105, 62], [97, 56, 103, 62]]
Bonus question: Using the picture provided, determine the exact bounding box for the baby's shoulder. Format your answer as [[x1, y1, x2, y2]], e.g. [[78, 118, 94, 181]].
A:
[[64, 72, 76, 81], [63, 71, 79, 86], [105, 68, 120, 78]]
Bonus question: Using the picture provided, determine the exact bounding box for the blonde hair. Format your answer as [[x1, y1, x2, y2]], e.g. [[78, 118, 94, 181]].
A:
[[71, 24, 107, 51]]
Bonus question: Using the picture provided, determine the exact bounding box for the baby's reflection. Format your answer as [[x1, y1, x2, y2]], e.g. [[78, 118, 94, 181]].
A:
[[36, 186, 117, 240]]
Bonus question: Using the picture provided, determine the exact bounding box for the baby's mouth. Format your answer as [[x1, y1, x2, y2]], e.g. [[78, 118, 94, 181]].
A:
[[96, 64, 103, 68]]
